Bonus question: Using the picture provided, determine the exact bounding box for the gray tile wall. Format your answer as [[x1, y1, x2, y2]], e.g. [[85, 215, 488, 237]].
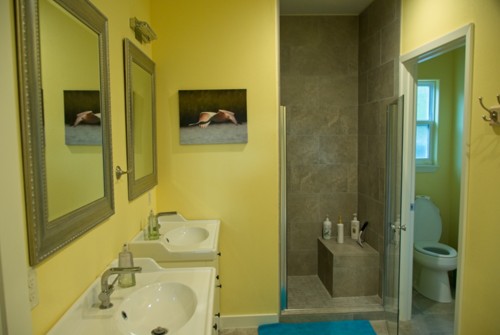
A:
[[358, 0, 400, 295], [281, 16, 359, 276], [280, 0, 401, 284]]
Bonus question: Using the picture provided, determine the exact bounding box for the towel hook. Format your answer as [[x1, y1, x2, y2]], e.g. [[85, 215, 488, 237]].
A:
[[479, 96, 500, 126], [115, 166, 132, 180]]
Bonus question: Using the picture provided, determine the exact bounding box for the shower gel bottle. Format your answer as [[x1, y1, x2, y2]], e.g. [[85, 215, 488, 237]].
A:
[[337, 215, 344, 244]]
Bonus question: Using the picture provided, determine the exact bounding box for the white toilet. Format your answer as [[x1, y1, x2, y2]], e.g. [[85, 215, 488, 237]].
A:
[[413, 196, 457, 303]]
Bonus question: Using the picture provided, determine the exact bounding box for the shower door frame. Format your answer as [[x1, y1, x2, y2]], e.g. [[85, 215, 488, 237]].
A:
[[384, 97, 405, 335], [398, 24, 474, 326], [279, 105, 287, 311]]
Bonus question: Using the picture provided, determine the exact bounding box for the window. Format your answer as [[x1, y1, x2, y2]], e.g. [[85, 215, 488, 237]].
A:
[[416, 80, 438, 171]]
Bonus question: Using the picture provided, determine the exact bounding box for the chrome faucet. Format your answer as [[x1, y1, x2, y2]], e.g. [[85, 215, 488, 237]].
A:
[[98, 266, 142, 309]]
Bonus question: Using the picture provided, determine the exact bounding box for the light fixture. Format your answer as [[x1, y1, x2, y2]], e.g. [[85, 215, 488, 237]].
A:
[[130, 17, 157, 44]]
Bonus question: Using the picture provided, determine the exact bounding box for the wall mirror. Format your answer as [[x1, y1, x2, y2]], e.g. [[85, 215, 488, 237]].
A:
[[15, 0, 114, 265], [123, 38, 157, 200]]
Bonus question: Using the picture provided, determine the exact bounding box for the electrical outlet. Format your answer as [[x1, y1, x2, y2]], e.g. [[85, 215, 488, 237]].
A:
[[28, 267, 39, 309]]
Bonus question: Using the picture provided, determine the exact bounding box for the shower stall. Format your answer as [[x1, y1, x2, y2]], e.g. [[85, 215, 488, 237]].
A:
[[279, 1, 403, 333]]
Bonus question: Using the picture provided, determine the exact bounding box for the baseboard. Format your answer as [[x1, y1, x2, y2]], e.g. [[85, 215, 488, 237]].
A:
[[220, 314, 279, 329]]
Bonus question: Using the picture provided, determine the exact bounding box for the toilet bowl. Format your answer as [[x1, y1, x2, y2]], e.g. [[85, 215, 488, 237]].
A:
[[413, 197, 457, 303]]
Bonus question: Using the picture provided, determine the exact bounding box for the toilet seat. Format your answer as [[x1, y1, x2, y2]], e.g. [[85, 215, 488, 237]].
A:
[[414, 241, 457, 258]]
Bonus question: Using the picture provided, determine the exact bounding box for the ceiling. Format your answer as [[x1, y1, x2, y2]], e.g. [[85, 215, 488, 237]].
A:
[[280, 0, 374, 15]]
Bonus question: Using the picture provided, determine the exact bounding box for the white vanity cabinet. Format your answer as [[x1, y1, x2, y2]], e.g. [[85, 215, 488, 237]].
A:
[[128, 213, 222, 334]]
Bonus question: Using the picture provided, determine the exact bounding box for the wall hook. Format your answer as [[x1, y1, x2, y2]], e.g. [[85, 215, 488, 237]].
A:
[[479, 96, 500, 126], [115, 166, 131, 180]]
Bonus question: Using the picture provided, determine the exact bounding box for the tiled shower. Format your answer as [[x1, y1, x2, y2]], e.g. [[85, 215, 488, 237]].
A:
[[280, 0, 400, 310]]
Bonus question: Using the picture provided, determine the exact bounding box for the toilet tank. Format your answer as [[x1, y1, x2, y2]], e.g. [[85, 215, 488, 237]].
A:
[[414, 197, 442, 242]]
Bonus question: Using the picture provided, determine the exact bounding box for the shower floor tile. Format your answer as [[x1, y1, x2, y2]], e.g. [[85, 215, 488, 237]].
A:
[[287, 275, 382, 310]]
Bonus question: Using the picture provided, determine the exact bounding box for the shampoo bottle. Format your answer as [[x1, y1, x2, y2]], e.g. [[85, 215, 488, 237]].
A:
[[322, 215, 332, 240], [351, 213, 360, 240], [337, 215, 344, 244], [118, 244, 135, 288]]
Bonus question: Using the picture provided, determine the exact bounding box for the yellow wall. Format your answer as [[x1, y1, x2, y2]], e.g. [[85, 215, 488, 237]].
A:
[[3, 0, 279, 332], [402, 0, 500, 333], [17, 0, 157, 333], [151, 0, 280, 316]]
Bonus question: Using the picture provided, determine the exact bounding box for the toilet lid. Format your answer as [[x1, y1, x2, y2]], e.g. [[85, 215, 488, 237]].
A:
[[414, 197, 441, 241], [414, 241, 457, 258]]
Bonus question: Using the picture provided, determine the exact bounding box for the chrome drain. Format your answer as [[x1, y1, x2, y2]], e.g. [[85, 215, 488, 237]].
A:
[[151, 326, 168, 335]]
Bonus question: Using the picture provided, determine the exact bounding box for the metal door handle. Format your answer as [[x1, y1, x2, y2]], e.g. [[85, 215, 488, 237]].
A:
[[391, 223, 407, 231]]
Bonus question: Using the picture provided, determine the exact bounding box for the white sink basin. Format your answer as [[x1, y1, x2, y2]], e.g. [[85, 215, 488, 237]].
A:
[[129, 214, 220, 262], [116, 282, 197, 334], [48, 258, 216, 335], [165, 226, 209, 246]]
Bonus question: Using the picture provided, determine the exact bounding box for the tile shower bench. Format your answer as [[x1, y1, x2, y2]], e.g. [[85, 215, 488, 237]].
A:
[[318, 237, 379, 297]]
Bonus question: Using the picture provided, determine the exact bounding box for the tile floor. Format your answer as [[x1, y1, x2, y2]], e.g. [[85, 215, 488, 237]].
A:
[[221, 275, 455, 335], [287, 275, 382, 311], [399, 290, 455, 335]]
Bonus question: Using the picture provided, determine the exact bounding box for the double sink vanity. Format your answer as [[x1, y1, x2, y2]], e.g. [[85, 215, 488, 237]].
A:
[[15, 0, 220, 333], [48, 213, 221, 335]]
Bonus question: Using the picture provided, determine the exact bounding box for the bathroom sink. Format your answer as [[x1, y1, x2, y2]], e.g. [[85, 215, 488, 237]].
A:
[[48, 258, 216, 335], [129, 215, 220, 262], [165, 226, 210, 246], [115, 282, 197, 335]]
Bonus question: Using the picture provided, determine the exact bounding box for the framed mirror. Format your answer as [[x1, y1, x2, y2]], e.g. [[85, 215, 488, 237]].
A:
[[123, 39, 157, 200], [15, 0, 114, 265]]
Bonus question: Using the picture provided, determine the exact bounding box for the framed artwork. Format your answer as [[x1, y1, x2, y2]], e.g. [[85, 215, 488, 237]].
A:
[[179, 89, 247, 144], [63, 90, 101, 145]]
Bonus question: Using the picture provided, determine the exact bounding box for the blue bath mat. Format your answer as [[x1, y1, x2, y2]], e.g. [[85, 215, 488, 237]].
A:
[[258, 320, 376, 335]]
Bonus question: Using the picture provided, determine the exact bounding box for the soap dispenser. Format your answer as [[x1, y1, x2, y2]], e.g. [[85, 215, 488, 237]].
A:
[[146, 210, 159, 240], [118, 244, 136, 288]]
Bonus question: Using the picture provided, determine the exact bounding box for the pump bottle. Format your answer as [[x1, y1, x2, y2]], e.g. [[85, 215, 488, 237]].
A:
[[351, 213, 360, 240], [322, 215, 332, 240], [118, 244, 136, 288]]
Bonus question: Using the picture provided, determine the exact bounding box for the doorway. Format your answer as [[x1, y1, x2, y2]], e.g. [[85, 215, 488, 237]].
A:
[[399, 24, 473, 333]]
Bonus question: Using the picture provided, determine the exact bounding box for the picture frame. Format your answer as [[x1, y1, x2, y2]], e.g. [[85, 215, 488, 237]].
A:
[[179, 89, 247, 145]]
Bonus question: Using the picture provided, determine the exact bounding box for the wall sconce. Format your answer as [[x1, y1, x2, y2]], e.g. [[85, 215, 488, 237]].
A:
[[130, 17, 157, 44]]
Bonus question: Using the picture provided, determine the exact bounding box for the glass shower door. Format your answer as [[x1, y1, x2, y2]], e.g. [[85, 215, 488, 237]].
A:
[[384, 96, 404, 334]]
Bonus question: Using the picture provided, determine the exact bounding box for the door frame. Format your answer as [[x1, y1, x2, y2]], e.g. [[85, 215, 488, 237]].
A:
[[398, 23, 474, 329]]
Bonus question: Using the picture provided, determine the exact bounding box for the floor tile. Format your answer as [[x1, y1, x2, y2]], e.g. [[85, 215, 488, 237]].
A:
[[220, 277, 454, 335]]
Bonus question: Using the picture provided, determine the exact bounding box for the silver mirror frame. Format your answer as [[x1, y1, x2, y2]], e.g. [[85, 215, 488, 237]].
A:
[[123, 38, 157, 200], [15, 0, 114, 265]]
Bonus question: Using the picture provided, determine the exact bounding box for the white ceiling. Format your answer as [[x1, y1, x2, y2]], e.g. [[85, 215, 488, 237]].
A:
[[280, 0, 374, 15]]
